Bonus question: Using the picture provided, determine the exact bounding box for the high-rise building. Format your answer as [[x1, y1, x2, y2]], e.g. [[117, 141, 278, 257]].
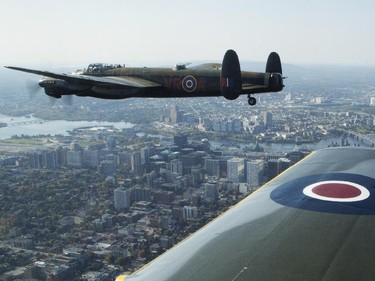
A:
[[204, 182, 218, 202], [169, 159, 183, 175], [204, 158, 220, 178], [83, 149, 100, 168], [183, 206, 198, 220], [56, 147, 67, 167], [43, 151, 58, 169], [262, 111, 273, 128], [132, 186, 152, 202], [66, 150, 83, 168], [266, 157, 291, 181], [174, 134, 188, 147], [285, 93, 292, 102], [170, 105, 182, 123], [141, 146, 155, 164], [107, 137, 116, 149], [114, 188, 131, 210], [247, 159, 264, 188], [131, 151, 142, 175], [227, 157, 244, 183]]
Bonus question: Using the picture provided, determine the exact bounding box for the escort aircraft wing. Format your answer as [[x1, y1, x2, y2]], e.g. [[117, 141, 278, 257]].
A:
[[5, 50, 284, 106], [116, 147, 375, 281]]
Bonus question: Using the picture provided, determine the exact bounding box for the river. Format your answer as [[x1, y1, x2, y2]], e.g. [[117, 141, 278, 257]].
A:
[[0, 114, 134, 140], [0, 114, 372, 153]]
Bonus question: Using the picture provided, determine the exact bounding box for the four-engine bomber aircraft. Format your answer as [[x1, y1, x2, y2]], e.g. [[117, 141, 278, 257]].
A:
[[5, 50, 284, 105], [115, 147, 375, 281]]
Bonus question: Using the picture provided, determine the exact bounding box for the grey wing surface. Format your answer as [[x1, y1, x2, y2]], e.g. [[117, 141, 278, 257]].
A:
[[121, 147, 375, 281]]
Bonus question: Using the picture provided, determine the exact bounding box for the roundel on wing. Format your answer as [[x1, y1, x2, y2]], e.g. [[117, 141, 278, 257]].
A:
[[270, 173, 375, 215], [182, 76, 197, 93]]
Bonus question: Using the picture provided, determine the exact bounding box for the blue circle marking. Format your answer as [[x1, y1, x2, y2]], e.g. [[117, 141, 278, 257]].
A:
[[270, 173, 375, 215], [182, 76, 197, 93]]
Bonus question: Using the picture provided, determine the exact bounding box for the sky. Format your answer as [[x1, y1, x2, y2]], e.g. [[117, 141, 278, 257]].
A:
[[1, 0, 375, 67]]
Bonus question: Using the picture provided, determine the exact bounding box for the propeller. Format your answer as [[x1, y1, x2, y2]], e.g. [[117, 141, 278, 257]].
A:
[[62, 95, 73, 106], [25, 77, 74, 106], [25, 79, 42, 98]]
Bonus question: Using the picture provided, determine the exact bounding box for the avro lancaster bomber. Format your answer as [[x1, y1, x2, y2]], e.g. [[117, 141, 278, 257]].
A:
[[5, 49, 284, 106]]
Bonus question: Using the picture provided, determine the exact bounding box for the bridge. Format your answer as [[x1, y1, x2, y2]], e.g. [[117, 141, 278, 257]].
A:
[[345, 130, 375, 147], [7, 120, 45, 127]]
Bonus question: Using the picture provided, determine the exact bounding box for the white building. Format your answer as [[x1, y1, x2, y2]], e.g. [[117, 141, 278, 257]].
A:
[[227, 157, 244, 183], [247, 159, 265, 188]]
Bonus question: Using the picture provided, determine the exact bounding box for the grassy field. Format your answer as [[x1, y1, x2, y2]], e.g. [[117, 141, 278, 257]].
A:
[[2, 138, 45, 145]]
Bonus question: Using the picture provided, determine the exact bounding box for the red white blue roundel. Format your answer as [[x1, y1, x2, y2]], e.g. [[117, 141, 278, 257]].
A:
[[182, 76, 197, 93], [270, 173, 375, 215]]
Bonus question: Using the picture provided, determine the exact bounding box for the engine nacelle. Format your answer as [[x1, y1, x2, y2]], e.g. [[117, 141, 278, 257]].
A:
[[220, 50, 242, 100], [45, 90, 61, 99], [39, 78, 89, 97]]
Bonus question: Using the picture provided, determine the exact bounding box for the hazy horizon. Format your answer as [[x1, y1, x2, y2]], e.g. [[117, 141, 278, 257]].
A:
[[1, 0, 375, 67]]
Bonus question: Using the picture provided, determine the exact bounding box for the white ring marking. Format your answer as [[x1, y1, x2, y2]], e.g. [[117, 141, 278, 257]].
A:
[[303, 180, 370, 202]]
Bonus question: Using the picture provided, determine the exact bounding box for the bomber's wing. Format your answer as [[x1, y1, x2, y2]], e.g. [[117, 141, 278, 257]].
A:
[[117, 147, 375, 281], [4, 66, 161, 88], [191, 63, 222, 70]]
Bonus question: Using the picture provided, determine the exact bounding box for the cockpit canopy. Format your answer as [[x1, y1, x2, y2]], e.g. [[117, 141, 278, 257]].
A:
[[86, 63, 124, 73]]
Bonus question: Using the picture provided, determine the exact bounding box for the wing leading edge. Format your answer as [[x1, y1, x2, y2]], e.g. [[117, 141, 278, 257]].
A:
[[4, 66, 162, 89], [119, 147, 375, 281]]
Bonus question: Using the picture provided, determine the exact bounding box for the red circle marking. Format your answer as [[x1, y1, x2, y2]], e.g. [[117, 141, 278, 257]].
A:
[[312, 183, 361, 199]]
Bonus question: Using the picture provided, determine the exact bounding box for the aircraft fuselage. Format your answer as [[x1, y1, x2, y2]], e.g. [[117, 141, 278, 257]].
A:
[[78, 67, 277, 99]]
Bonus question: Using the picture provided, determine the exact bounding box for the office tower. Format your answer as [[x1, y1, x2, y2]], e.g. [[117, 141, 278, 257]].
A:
[[262, 111, 273, 128], [170, 159, 183, 175], [141, 146, 155, 164], [170, 105, 182, 123], [204, 158, 220, 178], [174, 134, 188, 147], [227, 157, 244, 183], [183, 206, 198, 220], [204, 182, 218, 202], [114, 188, 131, 210], [66, 150, 83, 168], [131, 151, 142, 175], [132, 186, 152, 202], [247, 159, 264, 188]]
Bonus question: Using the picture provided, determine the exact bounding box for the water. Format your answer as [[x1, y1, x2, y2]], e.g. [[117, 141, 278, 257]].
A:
[[0, 114, 134, 140], [0, 114, 372, 152]]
